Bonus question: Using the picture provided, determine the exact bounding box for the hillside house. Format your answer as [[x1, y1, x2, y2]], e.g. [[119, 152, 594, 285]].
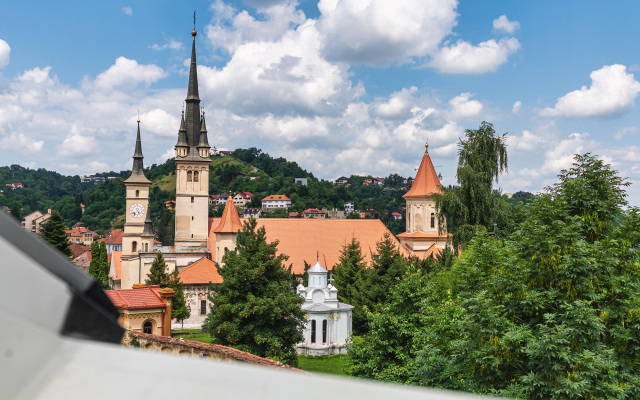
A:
[[262, 195, 292, 209]]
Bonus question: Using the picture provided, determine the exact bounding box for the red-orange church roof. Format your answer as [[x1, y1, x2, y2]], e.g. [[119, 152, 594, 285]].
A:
[[213, 196, 243, 233], [178, 257, 223, 285], [403, 145, 442, 199]]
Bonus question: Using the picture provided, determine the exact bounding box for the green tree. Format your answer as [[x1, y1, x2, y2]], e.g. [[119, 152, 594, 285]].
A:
[[204, 219, 304, 366], [167, 266, 190, 323], [88, 241, 109, 289], [332, 236, 368, 334], [413, 154, 640, 399], [10, 201, 21, 221], [145, 252, 170, 287], [40, 210, 73, 258], [435, 121, 509, 246], [364, 232, 408, 307]]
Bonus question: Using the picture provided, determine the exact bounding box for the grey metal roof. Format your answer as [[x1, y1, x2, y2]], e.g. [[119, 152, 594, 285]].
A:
[[124, 120, 151, 185], [308, 262, 327, 273]]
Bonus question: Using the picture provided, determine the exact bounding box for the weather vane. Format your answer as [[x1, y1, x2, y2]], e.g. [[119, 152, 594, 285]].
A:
[[193, 11, 196, 29]]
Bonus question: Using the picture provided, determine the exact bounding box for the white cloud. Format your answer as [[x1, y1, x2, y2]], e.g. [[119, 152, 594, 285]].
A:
[[615, 126, 638, 140], [505, 130, 545, 152], [317, 0, 458, 66], [122, 7, 133, 16], [151, 39, 184, 51], [512, 100, 521, 114], [0, 39, 10, 68], [135, 109, 179, 138], [447, 92, 483, 119], [540, 64, 640, 118], [93, 57, 167, 90], [199, 21, 356, 117], [256, 115, 330, 144], [493, 15, 520, 34], [206, 0, 306, 54], [56, 125, 97, 158], [0, 132, 44, 153], [428, 37, 520, 74], [373, 87, 417, 118]]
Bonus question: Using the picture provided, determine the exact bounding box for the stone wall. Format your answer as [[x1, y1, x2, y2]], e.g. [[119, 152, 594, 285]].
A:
[[125, 331, 305, 371]]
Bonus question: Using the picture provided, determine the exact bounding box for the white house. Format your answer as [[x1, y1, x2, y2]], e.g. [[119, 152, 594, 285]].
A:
[[344, 201, 354, 213], [296, 262, 353, 355], [262, 195, 292, 209]]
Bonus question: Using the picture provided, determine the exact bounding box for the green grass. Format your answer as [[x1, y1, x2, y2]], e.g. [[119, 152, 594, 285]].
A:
[[297, 354, 352, 376], [171, 329, 215, 344]]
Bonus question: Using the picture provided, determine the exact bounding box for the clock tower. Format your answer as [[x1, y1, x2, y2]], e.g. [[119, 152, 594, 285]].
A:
[[122, 119, 152, 257]]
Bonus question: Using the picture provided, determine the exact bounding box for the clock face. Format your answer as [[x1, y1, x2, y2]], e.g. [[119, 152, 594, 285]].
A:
[[129, 203, 145, 218]]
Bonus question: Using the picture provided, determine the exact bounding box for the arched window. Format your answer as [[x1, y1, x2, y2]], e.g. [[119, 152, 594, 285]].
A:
[[144, 243, 148, 252], [132, 241, 137, 253], [194, 171, 199, 182], [430, 213, 435, 228], [143, 320, 153, 334], [322, 319, 328, 344], [224, 247, 228, 254], [311, 320, 316, 344], [187, 171, 193, 182]]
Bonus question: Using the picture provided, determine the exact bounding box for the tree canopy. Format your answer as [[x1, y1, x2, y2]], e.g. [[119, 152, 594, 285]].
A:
[[88, 241, 109, 289], [40, 210, 73, 258], [204, 219, 305, 366]]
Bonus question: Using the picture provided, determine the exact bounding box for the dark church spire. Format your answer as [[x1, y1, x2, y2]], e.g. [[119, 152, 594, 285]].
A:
[[141, 208, 155, 237], [124, 118, 151, 184]]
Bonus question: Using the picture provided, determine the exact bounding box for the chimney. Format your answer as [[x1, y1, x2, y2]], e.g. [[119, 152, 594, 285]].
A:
[[48, 209, 51, 214], [159, 288, 175, 337]]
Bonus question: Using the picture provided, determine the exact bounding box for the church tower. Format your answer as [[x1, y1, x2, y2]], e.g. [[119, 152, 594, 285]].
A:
[[174, 26, 211, 248], [397, 143, 449, 254], [122, 119, 153, 258]]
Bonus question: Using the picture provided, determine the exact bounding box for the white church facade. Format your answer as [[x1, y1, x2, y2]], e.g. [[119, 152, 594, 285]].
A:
[[296, 262, 353, 355]]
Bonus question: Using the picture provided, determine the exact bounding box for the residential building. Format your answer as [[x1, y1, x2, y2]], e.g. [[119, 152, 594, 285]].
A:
[[294, 178, 308, 186], [242, 208, 264, 218], [233, 191, 253, 207], [6, 182, 24, 189], [296, 262, 353, 355], [392, 212, 402, 220], [105, 285, 174, 337], [65, 226, 98, 246], [262, 195, 292, 209], [80, 175, 106, 184], [302, 208, 326, 219], [21, 209, 51, 234], [373, 177, 385, 186], [97, 229, 124, 254], [344, 201, 354, 213], [324, 208, 346, 219], [334, 176, 348, 185]]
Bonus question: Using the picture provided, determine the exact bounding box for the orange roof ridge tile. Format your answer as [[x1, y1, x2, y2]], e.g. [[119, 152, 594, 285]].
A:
[[403, 149, 442, 199], [213, 196, 243, 233]]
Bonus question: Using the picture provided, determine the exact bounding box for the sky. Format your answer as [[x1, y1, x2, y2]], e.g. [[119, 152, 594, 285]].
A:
[[1, 1, 639, 204]]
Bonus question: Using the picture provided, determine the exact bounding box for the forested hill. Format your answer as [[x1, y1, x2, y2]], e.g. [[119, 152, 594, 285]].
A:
[[0, 148, 535, 240]]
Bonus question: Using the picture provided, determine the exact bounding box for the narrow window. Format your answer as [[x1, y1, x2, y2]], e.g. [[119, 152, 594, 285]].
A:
[[191, 197, 194, 203], [144, 243, 148, 252], [143, 321, 152, 334], [187, 171, 193, 182], [132, 241, 137, 253], [311, 320, 316, 344], [200, 300, 207, 315], [224, 247, 228, 254], [135, 190, 139, 197], [194, 171, 199, 182], [431, 213, 435, 228], [322, 319, 328, 344]]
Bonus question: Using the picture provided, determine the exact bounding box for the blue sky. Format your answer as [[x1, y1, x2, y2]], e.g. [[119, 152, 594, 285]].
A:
[[1, 1, 639, 204]]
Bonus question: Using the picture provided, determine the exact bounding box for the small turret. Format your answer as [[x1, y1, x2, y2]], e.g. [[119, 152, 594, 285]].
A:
[[197, 111, 211, 158], [175, 110, 188, 158]]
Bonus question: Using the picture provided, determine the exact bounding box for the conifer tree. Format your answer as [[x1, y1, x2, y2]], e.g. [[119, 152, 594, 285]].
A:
[[88, 240, 109, 289], [40, 210, 73, 258], [205, 218, 304, 366], [364, 232, 407, 307], [167, 266, 190, 322], [10, 201, 21, 221], [332, 236, 367, 333], [145, 252, 170, 287]]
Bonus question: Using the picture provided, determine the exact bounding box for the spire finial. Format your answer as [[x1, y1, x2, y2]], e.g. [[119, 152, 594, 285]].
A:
[[192, 11, 197, 38], [425, 140, 429, 153], [137, 109, 140, 123]]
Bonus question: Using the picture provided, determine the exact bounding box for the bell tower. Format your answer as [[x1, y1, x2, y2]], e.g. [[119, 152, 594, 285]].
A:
[[174, 26, 211, 248], [122, 119, 152, 257]]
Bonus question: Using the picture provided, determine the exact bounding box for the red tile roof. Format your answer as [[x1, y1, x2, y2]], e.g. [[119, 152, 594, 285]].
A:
[[109, 251, 122, 280], [178, 258, 223, 285], [213, 196, 243, 233], [65, 227, 98, 238], [97, 229, 124, 245], [208, 218, 410, 274], [105, 285, 166, 310], [403, 148, 442, 199], [262, 195, 291, 201]]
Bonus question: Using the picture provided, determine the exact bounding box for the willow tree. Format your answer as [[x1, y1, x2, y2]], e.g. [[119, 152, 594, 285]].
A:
[[435, 121, 509, 246]]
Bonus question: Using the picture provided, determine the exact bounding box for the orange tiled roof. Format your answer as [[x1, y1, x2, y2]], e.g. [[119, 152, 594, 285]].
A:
[[97, 229, 124, 245], [105, 285, 166, 310], [396, 231, 450, 239], [178, 257, 223, 285], [208, 218, 410, 274], [109, 250, 122, 280], [411, 243, 444, 261], [65, 227, 98, 238], [403, 148, 442, 199], [69, 242, 90, 258], [262, 195, 291, 201], [303, 208, 324, 214], [214, 196, 243, 233]]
